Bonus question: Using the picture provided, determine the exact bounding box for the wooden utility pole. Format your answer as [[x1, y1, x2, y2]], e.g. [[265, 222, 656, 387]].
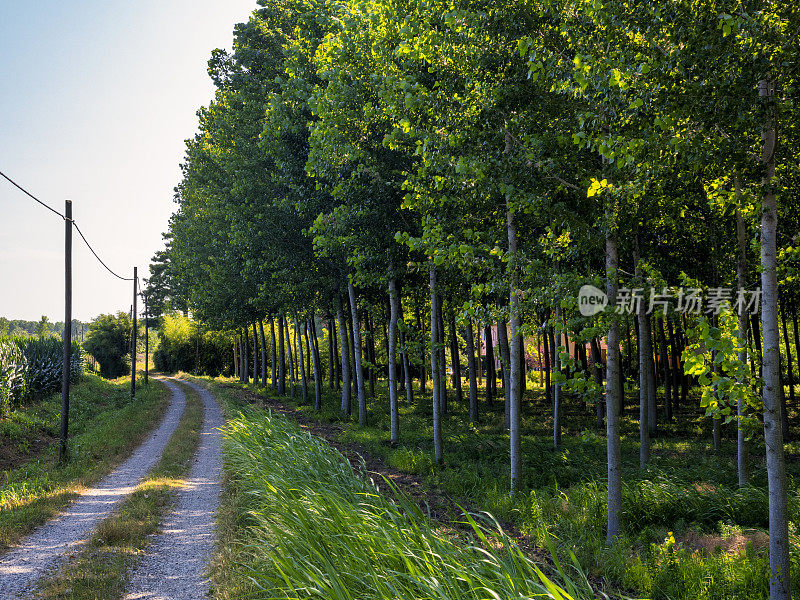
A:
[[144, 291, 149, 385], [131, 267, 137, 399], [59, 200, 72, 463]]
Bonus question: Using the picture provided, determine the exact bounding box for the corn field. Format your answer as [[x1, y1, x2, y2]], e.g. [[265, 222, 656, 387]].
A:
[[0, 337, 83, 416]]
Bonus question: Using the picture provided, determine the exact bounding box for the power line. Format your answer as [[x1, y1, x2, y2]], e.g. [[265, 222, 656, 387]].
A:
[[73, 223, 135, 281], [0, 169, 65, 220], [1, 169, 134, 282]]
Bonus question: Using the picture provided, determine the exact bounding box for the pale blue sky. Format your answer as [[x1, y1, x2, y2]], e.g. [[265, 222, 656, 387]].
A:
[[0, 0, 257, 321]]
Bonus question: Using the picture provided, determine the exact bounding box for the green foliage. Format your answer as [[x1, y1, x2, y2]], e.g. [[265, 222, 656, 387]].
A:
[[0, 339, 27, 416], [152, 314, 234, 376], [222, 408, 596, 600], [682, 309, 759, 426], [83, 313, 133, 379], [15, 337, 83, 395], [0, 337, 82, 416]]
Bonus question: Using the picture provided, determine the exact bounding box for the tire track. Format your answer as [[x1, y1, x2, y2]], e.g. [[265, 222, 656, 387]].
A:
[[0, 379, 186, 599], [123, 379, 223, 600]]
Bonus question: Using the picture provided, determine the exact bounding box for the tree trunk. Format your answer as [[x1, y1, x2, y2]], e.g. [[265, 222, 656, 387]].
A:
[[752, 314, 764, 377], [485, 324, 495, 406], [536, 332, 543, 387], [550, 325, 558, 407], [667, 314, 680, 413], [436, 295, 447, 414], [793, 299, 800, 385], [520, 319, 528, 393], [659, 317, 672, 421], [327, 315, 335, 389], [305, 318, 312, 382], [416, 300, 427, 395], [736, 196, 751, 486], [277, 317, 285, 394], [337, 296, 351, 416], [285, 317, 295, 398], [542, 322, 551, 406], [553, 306, 561, 448], [733, 177, 750, 487], [498, 315, 511, 430], [233, 340, 239, 380], [448, 312, 463, 406], [252, 322, 259, 384], [430, 266, 443, 464], [780, 301, 795, 433], [259, 320, 267, 387], [606, 232, 623, 544], [382, 319, 390, 380], [388, 278, 400, 442], [401, 329, 413, 405], [348, 280, 367, 425], [760, 81, 790, 600], [369, 315, 378, 398], [634, 245, 651, 467], [507, 204, 521, 494], [347, 310, 356, 401], [293, 317, 306, 404], [590, 337, 604, 429], [479, 327, 484, 387], [242, 327, 250, 384], [309, 318, 322, 411], [465, 318, 478, 423]]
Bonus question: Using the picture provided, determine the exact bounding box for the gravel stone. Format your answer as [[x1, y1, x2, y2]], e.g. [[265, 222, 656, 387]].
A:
[[123, 379, 223, 600], [0, 379, 187, 599]]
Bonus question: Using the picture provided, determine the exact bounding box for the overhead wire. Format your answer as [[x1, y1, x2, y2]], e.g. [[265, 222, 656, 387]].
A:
[[73, 223, 135, 281], [1, 169, 135, 282], [0, 169, 65, 220]]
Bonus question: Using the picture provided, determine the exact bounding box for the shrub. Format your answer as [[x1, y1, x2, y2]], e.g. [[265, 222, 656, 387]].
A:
[[84, 312, 133, 378], [153, 314, 233, 376]]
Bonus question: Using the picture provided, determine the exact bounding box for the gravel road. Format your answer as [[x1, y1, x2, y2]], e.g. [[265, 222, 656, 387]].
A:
[[0, 379, 186, 599], [123, 379, 223, 600]]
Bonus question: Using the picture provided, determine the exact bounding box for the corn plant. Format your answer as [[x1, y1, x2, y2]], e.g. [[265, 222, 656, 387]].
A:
[[15, 337, 83, 395], [0, 339, 27, 416], [0, 337, 83, 415]]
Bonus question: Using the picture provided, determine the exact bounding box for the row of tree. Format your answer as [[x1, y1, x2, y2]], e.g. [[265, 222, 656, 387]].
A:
[[144, 1, 799, 597], [0, 317, 88, 341]]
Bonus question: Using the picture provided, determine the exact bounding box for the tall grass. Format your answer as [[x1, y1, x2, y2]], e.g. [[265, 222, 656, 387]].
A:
[[222, 410, 600, 600]]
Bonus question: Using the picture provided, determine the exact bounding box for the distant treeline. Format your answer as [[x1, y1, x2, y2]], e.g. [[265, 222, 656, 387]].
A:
[[0, 317, 89, 340]]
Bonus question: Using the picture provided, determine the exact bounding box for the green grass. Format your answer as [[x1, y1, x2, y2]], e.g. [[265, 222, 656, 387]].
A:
[[33, 380, 204, 600], [0, 373, 170, 550], [203, 373, 800, 600], [218, 405, 597, 600]]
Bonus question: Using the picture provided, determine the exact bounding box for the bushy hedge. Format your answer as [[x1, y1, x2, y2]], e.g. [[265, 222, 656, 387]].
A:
[[0, 337, 83, 415], [153, 314, 233, 376]]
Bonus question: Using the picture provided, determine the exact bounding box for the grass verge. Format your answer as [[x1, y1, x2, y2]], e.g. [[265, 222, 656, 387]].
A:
[[200, 374, 800, 600], [32, 379, 204, 600], [218, 405, 597, 600], [0, 374, 170, 551]]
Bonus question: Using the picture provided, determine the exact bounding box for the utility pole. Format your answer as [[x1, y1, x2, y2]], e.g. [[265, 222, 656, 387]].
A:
[[59, 200, 72, 463], [144, 291, 149, 385], [131, 267, 137, 399]]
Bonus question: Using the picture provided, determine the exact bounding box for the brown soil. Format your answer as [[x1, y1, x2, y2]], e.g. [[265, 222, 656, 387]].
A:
[[679, 529, 769, 555]]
